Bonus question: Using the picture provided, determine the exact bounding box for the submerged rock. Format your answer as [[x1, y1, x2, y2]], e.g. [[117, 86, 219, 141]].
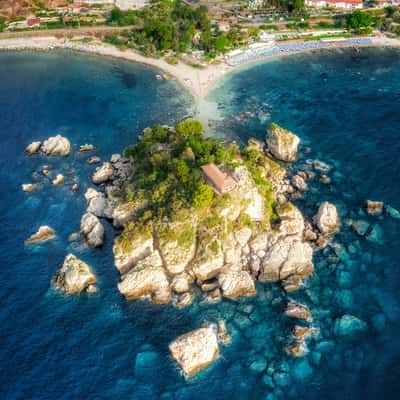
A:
[[266, 123, 300, 162], [284, 301, 312, 321], [169, 326, 219, 378], [53, 254, 96, 294], [25, 141, 41, 155], [334, 314, 367, 340], [92, 162, 113, 184], [366, 200, 384, 216], [25, 225, 55, 243], [41, 135, 71, 157], [315, 202, 339, 236], [386, 205, 400, 219], [80, 213, 104, 247]]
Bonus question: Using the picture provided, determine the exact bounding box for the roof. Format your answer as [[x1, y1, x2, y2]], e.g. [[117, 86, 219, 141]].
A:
[[27, 18, 40, 26], [201, 163, 237, 193]]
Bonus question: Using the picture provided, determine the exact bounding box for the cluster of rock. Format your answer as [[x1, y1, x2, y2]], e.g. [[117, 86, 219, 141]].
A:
[[25, 135, 71, 157], [23, 135, 101, 194], [53, 254, 97, 294], [25, 225, 55, 244]]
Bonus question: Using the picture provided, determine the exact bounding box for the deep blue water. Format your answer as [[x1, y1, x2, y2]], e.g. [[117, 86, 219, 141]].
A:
[[1, 48, 400, 400]]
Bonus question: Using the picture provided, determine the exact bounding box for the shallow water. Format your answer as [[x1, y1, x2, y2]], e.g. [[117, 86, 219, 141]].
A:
[[1, 48, 400, 400]]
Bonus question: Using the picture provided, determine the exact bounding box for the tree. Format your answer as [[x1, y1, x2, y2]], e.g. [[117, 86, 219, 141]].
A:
[[193, 184, 214, 210], [176, 120, 203, 140], [215, 35, 230, 53], [346, 11, 373, 32]]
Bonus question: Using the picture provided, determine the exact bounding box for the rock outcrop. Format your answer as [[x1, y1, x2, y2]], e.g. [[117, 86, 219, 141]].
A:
[[284, 301, 312, 321], [52, 174, 64, 186], [25, 141, 41, 155], [266, 123, 300, 162], [80, 212, 104, 247], [92, 162, 113, 184], [169, 326, 219, 377], [315, 202, 339, 236], [53, 254, 96, 294], [25, 225, 55, 243], [41, 135, 71, 156], [85, 188, 113, 219], [218, 267, 256, 299], [117, 251, 171, 304]]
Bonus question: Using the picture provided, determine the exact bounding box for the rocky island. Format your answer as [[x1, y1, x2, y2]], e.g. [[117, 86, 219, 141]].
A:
[[76, 119, 340, 376]]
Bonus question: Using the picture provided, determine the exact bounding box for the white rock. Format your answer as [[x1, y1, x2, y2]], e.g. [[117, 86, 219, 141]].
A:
[[92, 162, 113, 184], [118, 251, 171, 304], [78, 144, 95, 152], [169, 326, 219, 377], [52, 174, 64, 185], [85, 188, 113, 218], [25, 225, 55, 243], [291, 174, 308, 192], [218, 269, 256, 300], [315, 202, 339, 236], [80, 213, 104, 247], [234, 227, 252, 247], [266, 123, 300, 162], [22, 183, 37, 192], [41, 135, 71, 156], [171, 273, 191, 293], [25, 141, 41, 155], [53, 254, 96, 294]]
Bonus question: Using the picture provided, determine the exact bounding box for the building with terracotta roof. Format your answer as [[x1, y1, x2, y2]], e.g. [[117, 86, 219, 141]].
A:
[[201, 163, 237, 194]]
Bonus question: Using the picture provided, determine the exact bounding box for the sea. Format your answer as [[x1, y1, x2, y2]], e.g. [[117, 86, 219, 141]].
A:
[[1, 48, 400, 400]]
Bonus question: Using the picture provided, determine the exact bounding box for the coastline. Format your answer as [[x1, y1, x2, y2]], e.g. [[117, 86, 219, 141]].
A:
[[1, 35, 400, 112]]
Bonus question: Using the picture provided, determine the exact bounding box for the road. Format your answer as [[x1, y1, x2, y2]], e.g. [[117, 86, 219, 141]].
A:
[[0, 25, 136, 40]]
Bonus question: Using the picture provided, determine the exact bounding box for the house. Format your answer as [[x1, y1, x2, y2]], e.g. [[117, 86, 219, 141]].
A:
[[305, 0, 363, 9], [201, 163, 237, 194], [27, 18, 41, 27]]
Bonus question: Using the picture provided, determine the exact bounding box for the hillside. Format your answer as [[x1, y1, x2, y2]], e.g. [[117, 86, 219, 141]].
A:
[[0, 0, 66, 19]]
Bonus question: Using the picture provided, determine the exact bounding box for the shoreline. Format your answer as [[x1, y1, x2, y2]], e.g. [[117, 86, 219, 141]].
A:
[[1, 35, 400, 114]]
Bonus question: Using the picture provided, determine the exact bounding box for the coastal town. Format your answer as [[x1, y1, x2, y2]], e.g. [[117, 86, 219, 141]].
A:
[[1, 0, 400, 102]]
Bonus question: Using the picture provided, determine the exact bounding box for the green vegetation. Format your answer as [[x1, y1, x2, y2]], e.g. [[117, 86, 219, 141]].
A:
[[104, 0, 255, 58], [345, 10, 373, 33]]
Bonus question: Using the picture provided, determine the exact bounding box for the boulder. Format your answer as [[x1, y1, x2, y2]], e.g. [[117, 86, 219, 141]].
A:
[[118, 251, 170, 304], [78, 144, 95, 152], [266, 123, 300, 162], [85, 188, 113, 219], [171, 273, 191, 293], [315, 202, 339, 236], [366, 200, 384, 216], [53, 254, 96, 294], [286, 342, 306, 357], [169, 326, 219, 377], [92, 162, 113, 184], [41, 135, 71, 156], [52, 174, 64, 186], [25, 225, 55, 243], [175, 291, 195, 308], [284, 301, 312, 321], [87, 156, 101, 165], [334, 314, 367, 340], [22, 183, 37, 192], [291, 174, 308, 192], [293, 325, 311, 340], [218, 269, 256, 300], [80, 212, 104, 247], [25, 141, 41, 155]]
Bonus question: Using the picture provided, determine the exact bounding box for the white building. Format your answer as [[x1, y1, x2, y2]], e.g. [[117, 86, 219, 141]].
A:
[[305, 0, 363, 9], [115, 0, 150, 9]]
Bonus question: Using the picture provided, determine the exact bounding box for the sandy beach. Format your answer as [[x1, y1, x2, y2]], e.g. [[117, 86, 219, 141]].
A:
[[1, 35, 399, 110]]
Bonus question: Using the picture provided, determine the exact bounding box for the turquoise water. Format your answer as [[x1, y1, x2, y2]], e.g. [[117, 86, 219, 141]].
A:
[[1, 48, 400, 399]]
